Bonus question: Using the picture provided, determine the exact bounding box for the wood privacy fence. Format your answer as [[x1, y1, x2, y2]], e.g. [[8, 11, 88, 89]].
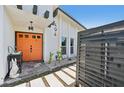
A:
[[76, 21, 124, 87]]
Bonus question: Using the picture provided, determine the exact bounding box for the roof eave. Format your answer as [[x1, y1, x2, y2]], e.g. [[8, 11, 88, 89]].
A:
[[57, 8, 87, 30]]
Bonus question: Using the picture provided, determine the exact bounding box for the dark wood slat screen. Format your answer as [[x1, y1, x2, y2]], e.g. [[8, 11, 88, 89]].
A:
[[76, 26, 124, 87]]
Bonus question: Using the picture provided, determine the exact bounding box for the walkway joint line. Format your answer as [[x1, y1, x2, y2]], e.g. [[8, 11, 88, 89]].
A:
[[53, 73, 69, 87], [42, 77, 50, 87], [61, 70, 75, 80], [68, 67, 76, 72]]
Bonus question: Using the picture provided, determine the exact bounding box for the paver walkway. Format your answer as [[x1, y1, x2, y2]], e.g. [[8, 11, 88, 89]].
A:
[[14, 64, 76, 87], [0, 58, 76, 87]]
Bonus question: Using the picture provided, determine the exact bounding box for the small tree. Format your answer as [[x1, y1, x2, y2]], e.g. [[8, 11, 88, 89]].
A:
[[57, 50, 62, 63], [48, 52, 54, 64]]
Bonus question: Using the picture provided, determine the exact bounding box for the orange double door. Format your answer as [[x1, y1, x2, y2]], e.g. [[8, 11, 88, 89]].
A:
[[16, 32, 43, 62]]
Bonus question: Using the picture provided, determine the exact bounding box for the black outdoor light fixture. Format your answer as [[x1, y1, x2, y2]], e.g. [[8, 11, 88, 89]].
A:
[[28, 21, 34, 31], [48, 21, 57, 36], [54, 23, 57, 36], [48, 21, 55, 28]]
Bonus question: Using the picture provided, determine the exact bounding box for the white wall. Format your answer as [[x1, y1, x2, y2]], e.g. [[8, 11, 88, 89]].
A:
[[23, 5, 33, 13], [0, 6, 15, 83], [69, 25, 78, 57], [0, 6, 14, 84], [44, 13, 78, 62], [60, 18, 69, 58], [0, 6, 4, 84], [59, 16, 78, 58], [37, 5, 53, 22], [23, 5, 53, 22], [44, 27, 58, 62], [0, 6, 15, 84]]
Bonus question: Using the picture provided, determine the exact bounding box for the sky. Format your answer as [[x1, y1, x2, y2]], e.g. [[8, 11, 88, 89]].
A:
[[60, 5, 124, 29]]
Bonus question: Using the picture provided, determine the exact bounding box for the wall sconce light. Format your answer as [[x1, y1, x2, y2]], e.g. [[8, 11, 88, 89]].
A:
[[48, 21, 57, 36], [48, 21, 55, 28], [54, 27, 57, 36], [28, 21, 34, 31]]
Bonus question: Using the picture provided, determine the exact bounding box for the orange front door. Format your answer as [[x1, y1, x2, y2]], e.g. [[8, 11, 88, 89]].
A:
[[16, 32, 43, 62]]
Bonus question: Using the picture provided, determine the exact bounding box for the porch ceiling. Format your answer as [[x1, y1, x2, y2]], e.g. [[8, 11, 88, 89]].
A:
[[4, 6, 52, 30]]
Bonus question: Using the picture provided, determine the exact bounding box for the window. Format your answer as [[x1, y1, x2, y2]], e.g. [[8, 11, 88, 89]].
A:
[[19, 34, 23, 38], [44, 10, 49, 19], [70, 38, 74, 54], [32, 35, 36, 39], [61, 37, 66, 55], [25, 35, 29, 38], [33, 5, 38, 15], [17, 5, 23, 10], [53, 8, 58, 17], [37, 36, 41, 39]]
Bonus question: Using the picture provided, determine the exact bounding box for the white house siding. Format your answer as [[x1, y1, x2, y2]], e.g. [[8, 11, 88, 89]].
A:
[[60, 17, 69, 58], [38, 9, 81, 62], [0, 6, 15, 84], [0, 6, 4, 84], [44, 27, 58, 62], [3, 6, 15, 80], [44, 13, 62, 62], [0, 5, 85, 81], [69, 25, 78, 57], [43, 11, 82, 61], [59, 15, 78, 59]]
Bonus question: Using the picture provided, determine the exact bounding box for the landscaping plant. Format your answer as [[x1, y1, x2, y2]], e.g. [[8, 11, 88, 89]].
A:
[[57, 50, 62, 63], [48, 52, 54, 64]]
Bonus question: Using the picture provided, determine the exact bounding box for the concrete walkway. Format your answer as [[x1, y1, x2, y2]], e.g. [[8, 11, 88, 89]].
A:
[[0, 58, 76, 87]]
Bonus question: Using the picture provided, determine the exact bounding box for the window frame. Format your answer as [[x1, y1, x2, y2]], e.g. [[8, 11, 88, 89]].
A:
[[33, 5, 38, 15], [61, 36, 67, 55], [70, 38, 74, 54], [17, 5, 23, 10]]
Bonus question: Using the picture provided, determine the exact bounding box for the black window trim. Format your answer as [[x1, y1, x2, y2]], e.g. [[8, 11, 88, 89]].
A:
[[33, 5, 38, 15], [61, 36, 67, 55], [70, 38, 74, 54], [17, 5, 23, 10]]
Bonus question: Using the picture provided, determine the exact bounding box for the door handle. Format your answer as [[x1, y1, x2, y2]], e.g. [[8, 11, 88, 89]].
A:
[[30, 45, 32, 53]]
